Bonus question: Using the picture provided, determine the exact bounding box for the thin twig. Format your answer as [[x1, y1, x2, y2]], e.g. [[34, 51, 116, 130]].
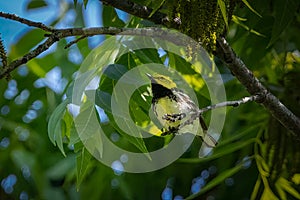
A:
[[65, 35, 87, 49], [179, 95, 260, 129], [0, 11, 53, 32], [199, 95, 261, 113]]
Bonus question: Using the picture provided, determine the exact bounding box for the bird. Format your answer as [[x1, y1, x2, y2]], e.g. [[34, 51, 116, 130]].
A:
[[146, 73, 216, 148]]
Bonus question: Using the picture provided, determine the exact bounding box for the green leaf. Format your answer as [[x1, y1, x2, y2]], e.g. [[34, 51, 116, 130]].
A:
[[69, 122, 81, 147], [94, 90, 112, 113], [103, 64, 128, 80], [48, 99, 70, 156], [217, 0, 228, 29], [268, 0, 299, 47], [63, 109, 73, 139], [133, 48, 163, 64], [241, 0, 262, 18], [277, 177, 300, 199], [251, 176, 262, 200], [74, 99, 103, 158], [76, 36, 91, 57], [102, 5, 125, 27], [26, 0, 47, 10], [10, 29, 45, 58], [292, 174, 300, 185], [232, 15, 266, 37], [76, 147, 92, 190], [92, 89, 149, 154]]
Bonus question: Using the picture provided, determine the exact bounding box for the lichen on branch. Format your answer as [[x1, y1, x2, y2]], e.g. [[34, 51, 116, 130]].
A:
[[168, 0, 236, 52]]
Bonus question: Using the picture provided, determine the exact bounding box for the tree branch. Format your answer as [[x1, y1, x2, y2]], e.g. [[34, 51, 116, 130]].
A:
[[100, 0, 170, 26], [216, 37, 300, 137], [0, 35, 58, 79], [0, 11, 54, 32], [0, 26, 186, 79]]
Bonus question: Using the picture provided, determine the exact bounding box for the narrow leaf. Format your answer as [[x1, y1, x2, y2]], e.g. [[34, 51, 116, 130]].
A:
[[83, 0, 88, 8], [102, 5, 125, 27], [74, 99, 103, 158], [149, 0, 166, 18], [251, 176, 262, 200], [48, 99, 69, 156], [76, 147, 92, 190], [241, 0, 262, 17], [278, 177, 300, 199], [26, 0, 47, 10]]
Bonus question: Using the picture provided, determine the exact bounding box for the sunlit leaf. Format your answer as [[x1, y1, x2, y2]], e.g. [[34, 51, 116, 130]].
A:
[[241, 0, 262, 18], [277, 177, 300, 199], [63, 109, 73, 139], [261, 187, 279, 200], [232, 15, 266, 37], [292, 174, 300, 185]]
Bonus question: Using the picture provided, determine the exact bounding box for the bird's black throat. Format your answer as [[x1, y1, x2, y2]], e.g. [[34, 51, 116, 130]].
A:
[[151, 83, 177, 103]]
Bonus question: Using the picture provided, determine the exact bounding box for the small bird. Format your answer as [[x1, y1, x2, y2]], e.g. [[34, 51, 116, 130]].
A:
[[146, 73, 216, 148]]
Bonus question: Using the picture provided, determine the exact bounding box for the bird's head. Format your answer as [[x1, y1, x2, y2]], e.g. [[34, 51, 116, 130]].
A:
[[146, 73, 177, 89]]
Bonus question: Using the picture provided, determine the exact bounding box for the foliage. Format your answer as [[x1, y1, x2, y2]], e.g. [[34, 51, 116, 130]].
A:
[[0, 0, 300, 199]]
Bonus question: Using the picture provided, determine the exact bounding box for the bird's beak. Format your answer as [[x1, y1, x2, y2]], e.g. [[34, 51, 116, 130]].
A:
[[146, 73, 154, 82], [146, 73, 152, 79]]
